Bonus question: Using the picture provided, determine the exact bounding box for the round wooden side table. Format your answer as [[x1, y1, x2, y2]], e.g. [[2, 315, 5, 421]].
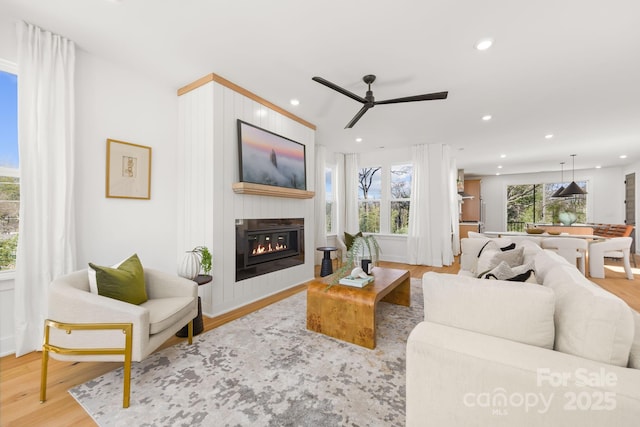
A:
[[176, 274, 212, 337], [316, 246, 338, 277]]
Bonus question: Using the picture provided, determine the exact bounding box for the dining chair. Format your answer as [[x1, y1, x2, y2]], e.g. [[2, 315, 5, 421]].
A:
[[541, 238, 588, 275], [588, 237, 634, 280]]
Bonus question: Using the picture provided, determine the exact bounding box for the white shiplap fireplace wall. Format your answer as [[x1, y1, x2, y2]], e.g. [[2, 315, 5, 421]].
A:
[[177, 74, 316, 318]]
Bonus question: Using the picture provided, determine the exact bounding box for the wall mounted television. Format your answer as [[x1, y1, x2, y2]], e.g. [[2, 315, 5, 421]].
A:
[[237, 119, 307, 190]]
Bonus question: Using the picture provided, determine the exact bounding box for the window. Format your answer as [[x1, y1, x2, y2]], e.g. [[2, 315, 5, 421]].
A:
[[325, 166, 335, 233], [358, 167, 381, 233], [390, 164, 412, 234], [506, 181, 587, 231], [0, 66, 19, 272]]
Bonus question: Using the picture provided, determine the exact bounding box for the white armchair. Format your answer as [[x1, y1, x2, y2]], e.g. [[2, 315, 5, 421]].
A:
[[40, 268, 198, 407], [589, 237, 634, 280]]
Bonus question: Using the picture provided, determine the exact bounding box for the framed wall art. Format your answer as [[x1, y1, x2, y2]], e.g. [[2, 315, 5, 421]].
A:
[[106, 139, 152, 199]]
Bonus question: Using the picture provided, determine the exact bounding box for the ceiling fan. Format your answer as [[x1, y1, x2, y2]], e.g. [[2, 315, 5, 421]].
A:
[[312, 74, 448, 128]]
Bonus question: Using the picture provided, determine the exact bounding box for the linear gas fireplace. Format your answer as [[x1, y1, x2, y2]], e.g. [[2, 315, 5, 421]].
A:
[[236, 218, 304, 281]]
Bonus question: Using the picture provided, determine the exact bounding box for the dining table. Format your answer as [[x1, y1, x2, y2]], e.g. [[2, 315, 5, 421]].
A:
[[482, 231, 607, 242]]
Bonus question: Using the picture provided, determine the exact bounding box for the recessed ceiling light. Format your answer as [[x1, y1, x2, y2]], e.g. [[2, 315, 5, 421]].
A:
[[500, 154, 506, 158], [496, 172, 501, 176], [355, 137, 363, 143], [595, 165, 602, 169], [256, 109, 267, 117], [497, 165, 503, 169], [545, 134, 554, 139], [482, 115, 492, 121], [620, 154, 628, 159], [290, 99, 300, 106], [475, 38, 493, 51]]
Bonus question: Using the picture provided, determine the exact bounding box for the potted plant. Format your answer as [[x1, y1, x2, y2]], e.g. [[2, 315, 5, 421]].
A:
[[330, 234, 381, 286], [193, 246, 212, 275]]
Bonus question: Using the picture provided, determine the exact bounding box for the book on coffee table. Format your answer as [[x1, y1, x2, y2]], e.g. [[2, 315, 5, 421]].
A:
[[338, 275, 374, 288]]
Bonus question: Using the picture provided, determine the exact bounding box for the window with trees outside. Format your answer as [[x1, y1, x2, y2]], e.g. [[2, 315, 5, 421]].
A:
[[507, 182, 587, 232], [358, 167, 381, 233], [0, 67, 19, 272], [325, 166, 335, 233], [390, 164, 412, 234]]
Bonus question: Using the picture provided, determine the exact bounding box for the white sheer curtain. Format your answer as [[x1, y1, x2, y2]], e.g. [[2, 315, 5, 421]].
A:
[[14, 22, 76, 356], [344, 153, 359, 233], [407, 144, 454, 266], [314, 145, 327, 264]]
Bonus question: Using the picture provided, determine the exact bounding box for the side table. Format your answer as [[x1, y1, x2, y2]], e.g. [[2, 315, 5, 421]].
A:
[[176, 274, 212, 337], [316, 246, 338, 277]]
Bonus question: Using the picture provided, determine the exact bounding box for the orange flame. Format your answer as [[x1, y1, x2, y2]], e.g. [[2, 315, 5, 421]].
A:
[[252, 242, 287, 255]]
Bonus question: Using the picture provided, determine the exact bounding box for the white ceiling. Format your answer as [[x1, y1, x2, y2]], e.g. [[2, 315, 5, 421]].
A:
[[2, 0, 640, 176]]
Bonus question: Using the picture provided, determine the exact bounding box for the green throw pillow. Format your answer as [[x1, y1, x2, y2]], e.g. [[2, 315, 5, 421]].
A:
[[89, 254, 147, 305], [344, 231, 363, 251]]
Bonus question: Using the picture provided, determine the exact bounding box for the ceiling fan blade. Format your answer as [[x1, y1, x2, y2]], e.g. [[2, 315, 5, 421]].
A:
[[312, 76, 367, 104], [375, 91, 448, 105], [345, 105, 371, 128]]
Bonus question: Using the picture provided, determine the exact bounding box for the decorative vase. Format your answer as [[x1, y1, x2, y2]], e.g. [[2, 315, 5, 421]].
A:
[[559, 212, 577, 226], [178, 251, 201, 280]]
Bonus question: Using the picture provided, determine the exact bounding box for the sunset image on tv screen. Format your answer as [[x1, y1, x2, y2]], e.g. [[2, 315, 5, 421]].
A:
[[238, 121, 306, 190]]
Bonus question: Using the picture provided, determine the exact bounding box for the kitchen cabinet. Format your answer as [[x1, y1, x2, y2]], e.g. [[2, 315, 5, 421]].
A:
[[459, 223, 481, 239], [461, 179, 481, 222]]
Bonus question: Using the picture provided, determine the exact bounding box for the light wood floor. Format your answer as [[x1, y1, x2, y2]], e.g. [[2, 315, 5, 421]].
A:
[[1, 258, 638, 427]]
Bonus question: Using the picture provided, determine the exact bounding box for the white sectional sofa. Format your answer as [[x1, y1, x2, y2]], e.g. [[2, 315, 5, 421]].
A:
[[406, 237, 640, 426]]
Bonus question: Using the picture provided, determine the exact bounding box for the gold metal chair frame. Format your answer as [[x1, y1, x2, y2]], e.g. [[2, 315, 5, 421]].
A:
[[40, 319, 193, 408]]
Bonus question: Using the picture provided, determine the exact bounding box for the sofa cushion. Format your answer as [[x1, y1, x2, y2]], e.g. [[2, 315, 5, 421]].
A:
[[422, 272, 556, 349], [88, 254, 148, 305], [87, 256, 128, 294], [461, 237, 543, 275], [482, 261, 537, 283], [344, 231, 363, 251], [476, 247, 524, 276], [460, 237, 512, 274], [480, 259, 537, 280], [140, 297, 195, 334], [543, 264, 634, 367], [477, 241, 515, 257], [479, 261, 514, 280]]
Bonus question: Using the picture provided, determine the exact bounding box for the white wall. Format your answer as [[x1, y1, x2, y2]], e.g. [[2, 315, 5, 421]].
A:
[[480, 166, 625, 232], [74, 51, 178, 270], [0, 16, 179, 356], [178, 79, 315, 317]]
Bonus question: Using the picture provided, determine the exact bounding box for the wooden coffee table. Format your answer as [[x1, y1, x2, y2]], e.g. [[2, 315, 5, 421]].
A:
[[306, 267, 410, 349]]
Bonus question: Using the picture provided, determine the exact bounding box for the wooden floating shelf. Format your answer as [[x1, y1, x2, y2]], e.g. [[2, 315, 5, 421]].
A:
[[232, 182, 315, 199]]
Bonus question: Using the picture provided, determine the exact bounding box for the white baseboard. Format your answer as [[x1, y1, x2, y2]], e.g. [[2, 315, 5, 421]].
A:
[[0, 335, 15, 358], [379, 255, 409, 264]]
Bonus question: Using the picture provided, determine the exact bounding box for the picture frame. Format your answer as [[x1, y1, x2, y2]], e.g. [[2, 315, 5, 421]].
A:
[[106, 139, 152, 199]]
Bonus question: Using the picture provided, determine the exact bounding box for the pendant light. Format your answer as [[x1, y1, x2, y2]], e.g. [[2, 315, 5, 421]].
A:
[[559, 154, 587, 196], [551, 162, 567, 198]]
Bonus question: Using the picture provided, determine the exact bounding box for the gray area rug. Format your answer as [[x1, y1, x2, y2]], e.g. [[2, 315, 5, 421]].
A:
[[70, 278, 424, 426]]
